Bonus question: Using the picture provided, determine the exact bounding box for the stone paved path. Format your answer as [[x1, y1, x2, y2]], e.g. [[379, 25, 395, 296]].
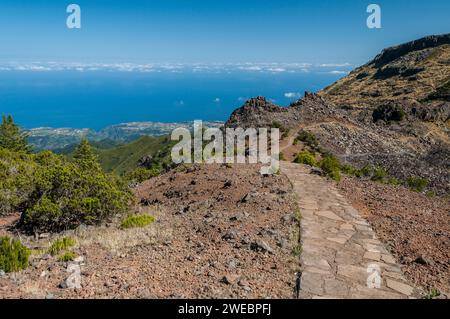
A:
[[281, 162, 418, 299]]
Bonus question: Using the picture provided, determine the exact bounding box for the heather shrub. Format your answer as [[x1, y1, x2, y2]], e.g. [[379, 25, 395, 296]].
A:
[[294, 151, 317, 167], [57, 251, 77, 262], [406, 176, 428, 192], [48, 237, 76, 255], [124, 167, 160, 184], [372, 104, 406, 123], [21, 159, 131, 232], [319, 155, 342, 182], [0, 236, 30, 273], [19, 141, 132, 232], [120, 214, 155, 229], [295, 130, 319, 149], [0, 148, 36, 215]]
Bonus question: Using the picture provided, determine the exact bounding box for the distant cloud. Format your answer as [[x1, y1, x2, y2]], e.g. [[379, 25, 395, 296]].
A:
[[284, 92, 301, 99], [329, 70, 349, 75], [318, 63, 351, 67], [238, 66, 262, 71], [267, 67, 286, 73], [0, 62, 353, 74]]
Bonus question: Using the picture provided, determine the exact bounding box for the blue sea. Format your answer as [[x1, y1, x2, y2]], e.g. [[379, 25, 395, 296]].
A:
[[0, 70, 344, 130]]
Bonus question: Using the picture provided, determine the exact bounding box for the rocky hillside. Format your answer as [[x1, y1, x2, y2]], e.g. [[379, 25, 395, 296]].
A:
[[225, 34, 450, 195], [320, 34, 450, 114]]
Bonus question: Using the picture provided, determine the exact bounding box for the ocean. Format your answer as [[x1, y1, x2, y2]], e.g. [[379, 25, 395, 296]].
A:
[[0, 69, 344, 130]]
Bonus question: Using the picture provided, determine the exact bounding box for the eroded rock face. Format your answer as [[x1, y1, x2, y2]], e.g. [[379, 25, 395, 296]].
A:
[[225, 93, 338, 129], [225, 96, 296, 129]]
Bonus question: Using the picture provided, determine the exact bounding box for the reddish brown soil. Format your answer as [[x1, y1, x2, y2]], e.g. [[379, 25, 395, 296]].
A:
[[0, 164, 300, 299], [338, 177, 450, 295]]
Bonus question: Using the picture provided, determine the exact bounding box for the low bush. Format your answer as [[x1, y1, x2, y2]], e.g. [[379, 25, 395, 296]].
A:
[[371, 166, 388, 182], [293, 151, 317, 167], [372, 104, 406, 123], [341, 164, 357, 175], [0, 236, 30, 273], [20, 143, 132, 232], [58, 251, 77, 262], [120, 214, 155, 229], [124, 167, 160, 184], [295, 131, 319, 149], [406, 176, 428, 192], [0, 148, 37, 215], [1, 118, 132, 232], [48, 237, 76, 256], [319, 155, 341, 182]]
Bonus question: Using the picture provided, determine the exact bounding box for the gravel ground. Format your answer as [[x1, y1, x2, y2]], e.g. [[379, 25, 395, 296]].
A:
[[0, 164, 300, 299], [338, 177, 450, 296]]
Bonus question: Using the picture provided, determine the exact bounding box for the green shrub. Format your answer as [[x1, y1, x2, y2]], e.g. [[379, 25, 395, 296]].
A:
[[359, 165, 373, 177], [386, 178, 401, 186], [319, 155, 342, 182], [423, 288, 441, 299], [0, 236, 30, 273], [371, 166, 387, 182], [124, 167, 160, 184], [426, 191, 436, 198], [20, 142, 132, 232], [406, 177, 428, 192], [47, 237, 76, 256], [295, 131, 319, 149], [58, 251, 77, 262], [426, 80, 450, 101], [294, 151, 317, 167], [0, 148, 37, 215], [0, 115, 31, 153], [121, 214, 155, 229], [341, 164, 357, 175], [1, 122, 131, 232], [372, 104, 406, 123]]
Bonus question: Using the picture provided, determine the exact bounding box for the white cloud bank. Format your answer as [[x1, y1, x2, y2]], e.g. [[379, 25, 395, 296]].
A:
[[0, 62, 353, 74]]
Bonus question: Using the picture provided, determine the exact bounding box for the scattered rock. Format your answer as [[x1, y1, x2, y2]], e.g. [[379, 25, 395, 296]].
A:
[[250, 239, 274, 254], [223, 180, 233, 188], [221, 274, 240, 285], [222, 230, 238, 241]]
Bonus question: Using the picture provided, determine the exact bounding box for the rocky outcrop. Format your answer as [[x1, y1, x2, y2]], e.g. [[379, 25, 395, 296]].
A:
[[225, 93, 339, 129], [225, 96, 298, 129]]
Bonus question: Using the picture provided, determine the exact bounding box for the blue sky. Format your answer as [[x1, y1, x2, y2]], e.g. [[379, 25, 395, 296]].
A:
[[0, 0, 449, 65]]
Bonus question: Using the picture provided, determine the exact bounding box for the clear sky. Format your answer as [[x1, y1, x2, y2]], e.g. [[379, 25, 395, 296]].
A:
[[0, 0, 449, 65]]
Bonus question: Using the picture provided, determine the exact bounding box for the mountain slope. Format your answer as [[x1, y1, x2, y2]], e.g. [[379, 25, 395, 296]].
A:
[[320, 34, 450, 115], [96, 135, 175, 174], [225, 34, 450, 195]]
